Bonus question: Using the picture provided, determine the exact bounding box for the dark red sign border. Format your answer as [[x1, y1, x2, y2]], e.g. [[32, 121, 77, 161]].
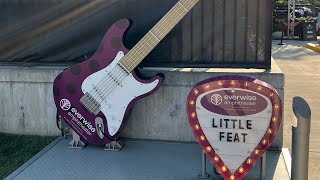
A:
[[186, 75, 282, 180]]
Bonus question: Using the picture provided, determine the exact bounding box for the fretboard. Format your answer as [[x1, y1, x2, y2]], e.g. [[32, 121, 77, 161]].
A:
[[120, 0, 199, 72]]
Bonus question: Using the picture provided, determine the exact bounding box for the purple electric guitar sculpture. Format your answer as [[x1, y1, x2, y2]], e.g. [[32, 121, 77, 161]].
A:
[[53, 0, 199, 145]]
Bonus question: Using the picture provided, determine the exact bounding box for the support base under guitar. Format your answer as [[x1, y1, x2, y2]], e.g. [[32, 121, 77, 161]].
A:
[[59, 116, 71, 139], [104, 141, 124, 151], [68, 130, 86, 149], [199, 173, 210, 179]]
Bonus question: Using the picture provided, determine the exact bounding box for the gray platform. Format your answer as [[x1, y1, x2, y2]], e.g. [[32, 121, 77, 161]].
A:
[[6, 138, 290, 180]]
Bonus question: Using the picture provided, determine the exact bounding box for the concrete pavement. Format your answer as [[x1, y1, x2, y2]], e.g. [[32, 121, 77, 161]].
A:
[[272, 38, 320, 180]]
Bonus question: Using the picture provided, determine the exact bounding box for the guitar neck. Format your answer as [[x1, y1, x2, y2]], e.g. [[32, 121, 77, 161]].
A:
[[120, 0, 199, 72]]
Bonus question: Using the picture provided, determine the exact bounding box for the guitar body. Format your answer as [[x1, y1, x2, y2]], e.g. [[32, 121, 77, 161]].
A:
[[53, 19, 164, 145]]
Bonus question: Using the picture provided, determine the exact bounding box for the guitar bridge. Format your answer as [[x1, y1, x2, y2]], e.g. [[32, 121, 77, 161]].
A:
[[80, 93, 101, 115]]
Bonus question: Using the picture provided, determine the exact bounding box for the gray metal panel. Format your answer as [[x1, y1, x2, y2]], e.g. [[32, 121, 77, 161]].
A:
[[7, 139, 290, 180]]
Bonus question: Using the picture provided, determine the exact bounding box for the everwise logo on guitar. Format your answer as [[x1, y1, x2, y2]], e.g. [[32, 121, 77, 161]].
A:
[[60, 99, 96, 136], [60, 99, 71, 111]]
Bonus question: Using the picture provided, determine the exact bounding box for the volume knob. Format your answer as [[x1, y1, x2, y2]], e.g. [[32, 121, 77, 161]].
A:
[[107, 115, 113, 121], [103, 103, 109, 109]]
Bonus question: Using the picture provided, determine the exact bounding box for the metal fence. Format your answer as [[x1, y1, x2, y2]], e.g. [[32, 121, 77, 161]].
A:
[[0, 0, 272, 69]]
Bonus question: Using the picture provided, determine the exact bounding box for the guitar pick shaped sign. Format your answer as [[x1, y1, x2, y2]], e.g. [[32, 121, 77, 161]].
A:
[[186, 76, 282, 180]]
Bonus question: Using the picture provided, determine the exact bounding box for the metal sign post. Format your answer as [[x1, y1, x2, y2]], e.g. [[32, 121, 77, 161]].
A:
[[200, 151, 209, 179], [291, 97, 311, 180], [260, 153, 267, 180]]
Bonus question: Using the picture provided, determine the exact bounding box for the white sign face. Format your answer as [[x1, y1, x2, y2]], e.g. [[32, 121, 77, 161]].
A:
[[186, 76, 282, 180], [196, 88, 272, 172]]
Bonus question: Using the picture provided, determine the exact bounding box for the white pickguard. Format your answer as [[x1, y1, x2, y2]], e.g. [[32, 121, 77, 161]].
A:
[[82, 51, 160, 136]]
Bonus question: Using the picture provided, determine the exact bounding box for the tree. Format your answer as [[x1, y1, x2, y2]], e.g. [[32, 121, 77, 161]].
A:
[[275, 0, 320, 14], [276, 0, 320, 4], [306, 0, 319, 14]]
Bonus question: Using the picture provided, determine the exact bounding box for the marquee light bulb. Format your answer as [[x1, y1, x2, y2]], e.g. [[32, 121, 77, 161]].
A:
[[200, 135, 206, 141], [262, 139, 268, 145], [246, 158, 252, 165], [267, 128, 273, 134], [239, 167, 244, 173], [274, 104, 279, 109], [244, 82, 249, 87], [257, 86, 262, 91], [214, 156, 220, 162], [254, 149, 260, 155], [206, 146, 212, 152], [205, 84, 210, 89], [218, 81, 223, 86], [230, 80, 236, 86], [189, 100, 195, 106], [193, 88, 199, 95], [191, 112, 196, 118], [230, 175, 235, 180], [269, 92, 274, 97], [194, 124, 200, 130], [221, 165, 227, 172], [272, 116, 277, 122]]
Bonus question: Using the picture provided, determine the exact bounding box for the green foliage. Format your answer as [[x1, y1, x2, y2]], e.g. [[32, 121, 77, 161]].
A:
[[275, 0, 320, 5], [276, 0, 287, 5], [296, 16, 314, 20]]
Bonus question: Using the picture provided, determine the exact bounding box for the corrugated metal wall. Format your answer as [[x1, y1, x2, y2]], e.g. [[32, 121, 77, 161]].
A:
[[0, 0, 272, 69]]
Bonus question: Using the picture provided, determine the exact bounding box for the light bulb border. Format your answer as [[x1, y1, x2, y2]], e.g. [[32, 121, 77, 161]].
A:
[[186, 76, 282, 180]]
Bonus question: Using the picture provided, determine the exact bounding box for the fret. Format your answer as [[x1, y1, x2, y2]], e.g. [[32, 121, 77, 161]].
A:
[[119, 52, 131, 71], [117, 62, 130, 74], [120, 0, 200, 72], [151, 3, 187, 40], [149, 30, 160, 42], [142, 38, 152, 48], [132, 47, 144, 60], [144, 33, 158, 48], [121, 33, 158, 71], [180, 0, 199, 10], [178, 1, 189, 12]]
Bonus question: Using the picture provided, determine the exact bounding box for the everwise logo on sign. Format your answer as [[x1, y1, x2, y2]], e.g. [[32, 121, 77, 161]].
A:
[[201, 90, 267, 116], [60, 99, 71, 111], [211, 94, 223, 105]]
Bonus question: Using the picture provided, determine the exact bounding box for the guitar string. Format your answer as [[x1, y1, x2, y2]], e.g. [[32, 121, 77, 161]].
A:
[[93, 0, 194, 97], [87, 1, 190, 110], [88, 1, 196, 112], [86, 1, 192, 110], [123, 0, 198, 72], [107, 1, 191, 85], [125, 0, 198, 71], [93, 3, 185, 96], [87, 1, 190, 111], [124, 3, 190, 72], [96, 3, 186, 99]]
